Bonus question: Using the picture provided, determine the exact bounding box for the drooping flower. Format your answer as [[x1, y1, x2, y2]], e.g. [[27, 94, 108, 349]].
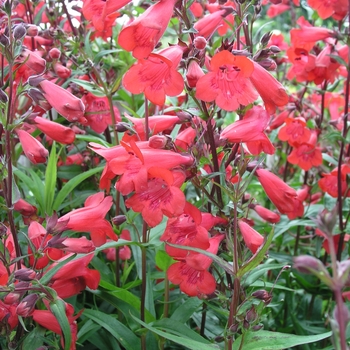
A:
[[249, 60, 289, 115], [238, 220, 264, 254], [125, 168, 186, 227], [58, 192, 117, 246], [250, 204, 280, 224], [123, 45, 185, 106], [255, 168, 304, 219], [193, 7, 234, 39], [118, 0, 178, 59], [34, 117, 75, 144], [83, 0, 131, 31], [32, 301, 81, 350], [47, 254, 100, 299], [30, 78, 86, 124], [307, 0, 347, 20], [220, 106, 271, 144], [16, 129, 48, 164]]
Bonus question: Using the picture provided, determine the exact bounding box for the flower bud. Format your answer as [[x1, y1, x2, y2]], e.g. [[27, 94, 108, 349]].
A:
[[252, 289, 272, 304], [0, 89, 8, 103], [13, 24, 26, 40], [149, 135, 168, 149], [26, 25, 39, 37], [115, 122, 130, 132], [0, 34, 10, 46], [46, 212, 68, 235], [269, 45, 281, 54], [112, 215, 127, 226], [16, 294, 39, 317], [186, 59, 205, 88], [193, 36, 207, 50], [48, 47, 61, 59], [260, 32, 272, 46], [14, 268, 37, 282], [175, 111, 192, 122]]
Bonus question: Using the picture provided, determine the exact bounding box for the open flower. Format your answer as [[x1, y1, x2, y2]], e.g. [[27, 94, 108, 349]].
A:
[[58, 192, 117, 246], [123, 45, 185, 106], [196, 50, 257, 111], [118, 0, 177, 59], [125, 168, 186, 227]]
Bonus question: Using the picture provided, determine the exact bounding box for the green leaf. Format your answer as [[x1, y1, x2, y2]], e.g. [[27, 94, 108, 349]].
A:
[[93, 49, 122, 63], [50, 299, 72, 350], [44, 142, 57, 216], [53, 166, 104, 211], [131, 315, 220, 350], [237, 226, 274, 278], [155, 250, 174, 272], [170, 298, 203, 323], [232, 330, 332, 350], [83, 309, 141, 350]]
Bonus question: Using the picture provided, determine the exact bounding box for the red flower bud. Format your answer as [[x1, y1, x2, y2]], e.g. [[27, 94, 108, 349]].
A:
[[193, 36, 207, 50], [16, 294, 39, 317]]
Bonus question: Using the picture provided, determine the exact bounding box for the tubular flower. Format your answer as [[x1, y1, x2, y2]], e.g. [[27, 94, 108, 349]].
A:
[[35, 79, 86, 124], [125, 168, 186, 227], [251, 204, 280, 224], [290, 26, 335, 48], [287, 143, 323, 171], [58, 192, 117, 246], [307, 0, 348, 20], [196, 50, 258, 111], [123, 114, 180, 141], [238, 220, 264, 254], [249, 60, 289, 115], [82, 0, 131, 31], [32, 302, 81, 350], [34, 117, 75, 144], [220, 106, 274, 154], [123, 45, 185, 106], [47, 254, 100, 299], [255, 168, 304, 219], [16, 129, 49, 164], [109, 140, 193, 195], [118, 0, 177, 59], [186, 59, 205, 88], [193, 7, 234, 39]]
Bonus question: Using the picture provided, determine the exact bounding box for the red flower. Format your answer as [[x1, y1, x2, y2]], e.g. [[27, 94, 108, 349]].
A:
[[167, 262, 216, 297], [220, 106, 274, 155], [47, 254, 100, 299], [186, 59, 205, 88], [16, 129, 48, 164], [123, 114, 180, 142], [288, 143, 323, 171], [196, 50, 257, 111], [35, 79, 86, 124], [161, 202, 210, 260], [125, 168, 186, 227], [307, 0, 347, 20], [249, 60, 289, 115], [34, 117, 75, 144], [255, 168, 304, 219], [123, 45, 185, 106], [58, 192, 117, 246], [83, 0, 130, 31], [104, 230, 132, 261], [251, 204, 280, 224], [238, 220, 264, 254], [82, 93, 121, 133], [278, 116, 311, 146], [118, 0, 177, 59], [193, 7, 234, 39], [32, 301, 81, 350], [109, 140, 193, 195], [318, 165, 350, 198]]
